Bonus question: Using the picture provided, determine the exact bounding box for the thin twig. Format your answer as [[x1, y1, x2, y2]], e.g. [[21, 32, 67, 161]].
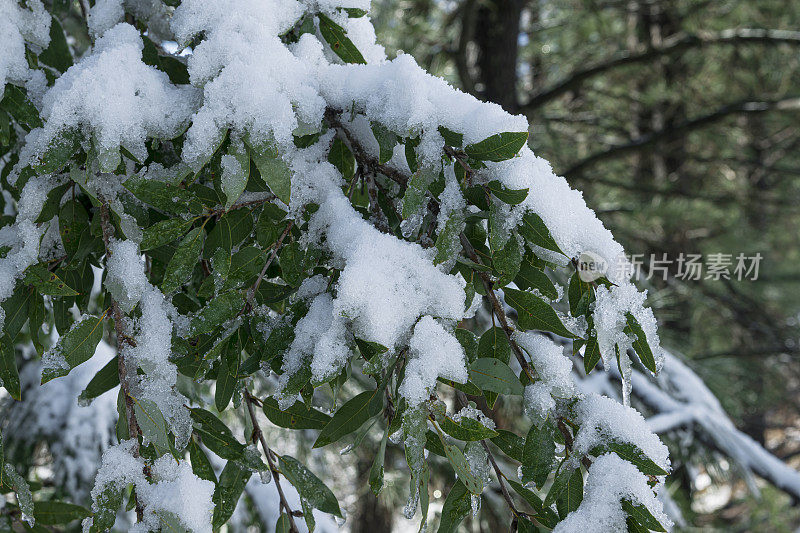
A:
[[459, 234, 535, 380], [245, 220, 294, 310], [209, 196, 276, 216], [454, 390, 523, 529], [325, 109, 408, 188], [243, 388, 300, 533]]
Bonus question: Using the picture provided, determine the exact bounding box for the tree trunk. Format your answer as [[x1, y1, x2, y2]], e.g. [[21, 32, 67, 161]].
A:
[[473, 0, 525, 112]]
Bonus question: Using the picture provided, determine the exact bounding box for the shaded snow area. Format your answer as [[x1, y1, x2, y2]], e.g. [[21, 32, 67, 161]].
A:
[[554, 454, 672, 533], [90, 440, 215, 533]]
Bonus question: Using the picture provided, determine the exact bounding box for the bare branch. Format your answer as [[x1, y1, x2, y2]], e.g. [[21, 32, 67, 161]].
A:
[[243, 389, 300, 533], [563, 95, 800, 179], [522, 29, 800, 112]]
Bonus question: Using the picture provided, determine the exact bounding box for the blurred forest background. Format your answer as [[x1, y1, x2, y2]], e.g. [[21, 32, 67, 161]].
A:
[[368, 0, 800, 530]]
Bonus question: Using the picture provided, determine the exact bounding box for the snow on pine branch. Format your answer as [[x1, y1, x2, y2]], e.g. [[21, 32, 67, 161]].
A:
[[580, 349, 800, 503]]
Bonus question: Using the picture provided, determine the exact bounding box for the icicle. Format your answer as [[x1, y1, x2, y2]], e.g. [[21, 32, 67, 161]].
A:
[[335, 508, 347, 527], [403, 486, 420, 519], [470, 494, 481, 518]]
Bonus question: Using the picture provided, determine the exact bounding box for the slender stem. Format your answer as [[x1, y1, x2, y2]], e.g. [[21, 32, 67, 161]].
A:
[[210, 196, 275, 216], [245, 220, 294, 309], [459, 234, 535, 380], [453, 390, 521, 526], [325, 109, 408, 188], [243, 389, 300, 533], [98, 201, 145, 521]]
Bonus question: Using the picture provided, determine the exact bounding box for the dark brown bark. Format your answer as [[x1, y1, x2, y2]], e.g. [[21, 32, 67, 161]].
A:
[[473, 0, 525, 112]]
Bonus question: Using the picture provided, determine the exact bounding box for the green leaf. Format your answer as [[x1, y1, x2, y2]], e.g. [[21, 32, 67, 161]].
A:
[[215, 336, 239, 411], [279, 241, 305, 287], [2, 464, 33, 525], [556, 468, 583, 518], [124, 178, 205, 216], [328, 137, 355, 180], [58, 200, 93, 262], [33, 501, 90, 525], [262, 397, 331, 430], [487, 180, 528, 205], [42, 313, 105, 383], [438, 126, 463, 148], [518, 212, 564, 256], [162, 227, 204, 293], [188, 437, 217, 483], [468, 358, 523, 396], [517, 517, 541, 533], [2, 285, 32, 341], [23, 264, 79, 296], [223, 246, 267, 290], [622, 499, 667, 532], [433, 210, 464, 265], [436, 377, 482, 396], [438, 433, 482, 494], [372, 123, 397, 164], [78, 355, 120, 404], [132, 397, 171, 457], [32, 129, 81, 174], [255, 281, 294, 305], [544, 464, 572, 507], [191, 291, 244, 336], [0, 336, 21, 400], [279, 455, 343, 517], [522, 422, 555, 488], [212, 461, 251, 528], [275, 514, 291, 533], [503, 287, 576, 338], [401, 169, 432, 219], [255, 209, 286, 249], [440, 416, 498, 441], [300, 499, 316, 533], [29, 292, 46, 354], [478, 327, 511, 363], [464, 131, 528, 162], [583, 337, 602, 374], [493, 233, 523, 287], [318, 13, 366, 64], [624, 312, 657, 373], [35, 181, 71, 223], [568, 272, 593, 317], [507, 479, 544, 512], [190, 408, 246, 460], [141, 218, 194, 251], [491, 429, 525, 462], [369, 427, 389, 495], [515, 257, 558, 300], [313, 389, 383, 448], [355, 338, 388, 363], [205, 208, 255, 259], [591, 441, 668, 477], [436, 481, 470, 533], [39, 16, 73, 73], [245, 138, 291, 205], [221, 140, 249, 208], [0, 85, 42, 130]]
